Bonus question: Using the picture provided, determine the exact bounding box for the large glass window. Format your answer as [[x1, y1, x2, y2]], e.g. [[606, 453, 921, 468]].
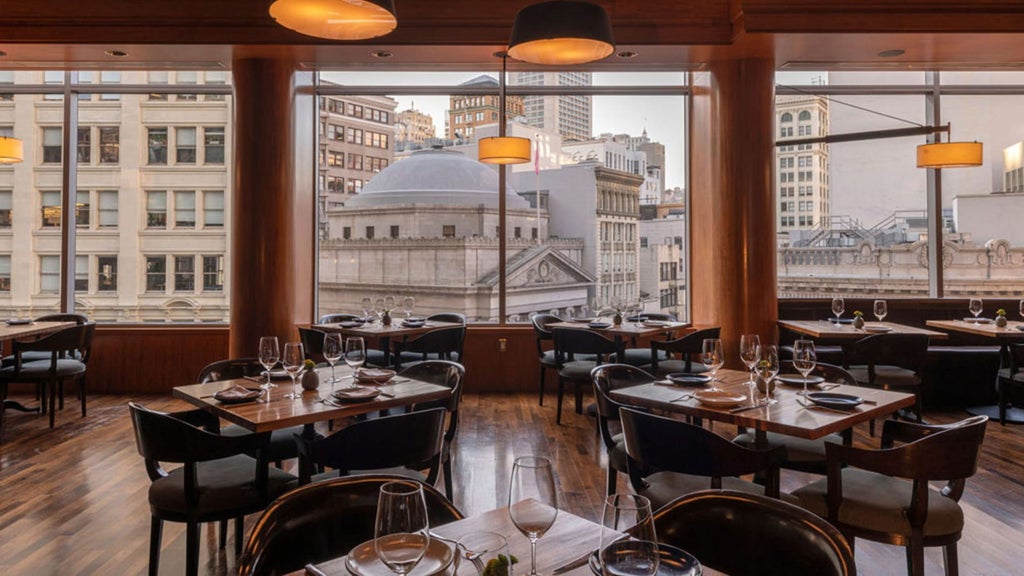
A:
[[146, 256, 166, 292], [175, 190, 196, 227], [42, 127, 62, 163], [174, 255, 195, 291], [176, 127, 196, 164], [204, 190, 224, 227], [147, 127, 167, 165], [147, 191, 167, 228], [98, 190, 118, 228]]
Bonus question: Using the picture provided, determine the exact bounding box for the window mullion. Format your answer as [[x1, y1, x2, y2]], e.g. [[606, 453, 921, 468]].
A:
[[61, 71, 79, 313]]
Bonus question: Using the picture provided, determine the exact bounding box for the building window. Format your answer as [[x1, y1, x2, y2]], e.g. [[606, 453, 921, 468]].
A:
[[532, 227, 538, 240], [77, 127, 91, 163], [0, 190, 11, 227], [366, 226, 375, 239], [174, 255, 195, 291], [390, 225, 399, 238], [99, 126, 119, 164], [147, 191, 167, 228], [99, 71, 121, 101], [175, 191, 196, 228], [204, 191, 224, 228], [97, 256, 117, 291], [176, 71, 197, 101], [348, 153, 363, 171], [76, 191, 90, 227], [42, 127, 62, 164], [98, 190, 118, 228], [176, 127, 196, 164], [347, 127, 363, 145], [146, 256, 166, 292], [75, 255, 88, 291], [0, 255, 10, 291], [442, 225, 455, 238], [342, 226, 351, 239], [40, 255, 60, 293], [204, 127, 224, 164], [147, 127, 167, 164], [148, 71, 168, 100], [204, 71, 226, 101], [203, 255, 224, 291], [514, 226, 521, 238], [327, 176, 344, 192], [41, 191, 61, 227]]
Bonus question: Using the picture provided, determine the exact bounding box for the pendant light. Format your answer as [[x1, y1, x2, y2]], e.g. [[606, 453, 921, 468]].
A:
[[269, 0, 397, 41], [917, 141, 983, 169], [507, 1, 615, 65], [0, 136, 23, 164], [479, 137, 531, 165]]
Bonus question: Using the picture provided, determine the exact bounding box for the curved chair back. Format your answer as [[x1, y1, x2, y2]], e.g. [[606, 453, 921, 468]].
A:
[[552, 328, 622, 364], [654, 490, 855, 576], [843, 333, 929, 373], [11, 324, 88, 369], [650, 327, 722, 372], [635, 312, 676, 322], [591, 364, 653, 447], [238, 474, 464, 576], [399, 360, 465, 442], [869, 415, 988, 483], [197, 357, 265, 383], [33, 312, 90, 325], [531, 313, 560, 340], [299, 326, 327, 363], [427, 312, 466, 325], [318, 313, 360, 324], [779, 360, 856, 386], [393, 326, 466, 368]]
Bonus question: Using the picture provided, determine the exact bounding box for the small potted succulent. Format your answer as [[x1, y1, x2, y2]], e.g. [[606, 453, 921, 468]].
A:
[[852, 310, 865, 329], [995, 308, 1008, 328], [301, 359, 319, 390]]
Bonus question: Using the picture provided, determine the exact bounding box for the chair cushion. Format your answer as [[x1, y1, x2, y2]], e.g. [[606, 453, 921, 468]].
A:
[[607, 439, 628, 474], [149, 454, 296, 517], [366, 348, 390, 368], [638, 471, 783, 511], [791, 468, 964, 538], [847, 365, 921, 388], [221, 424, 304, 462], [652, 360, 709, 377], [559, 360, 598, 381], [733, 431, 844, 465], [0, 358, 87, 379], [539, 350, 559, 368], [997, 368, 1024, 382], [621, 348, 669, 367]]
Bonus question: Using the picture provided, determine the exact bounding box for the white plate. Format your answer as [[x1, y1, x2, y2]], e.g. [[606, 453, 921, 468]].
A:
[[692, 389, 747, 408], [346, 537, 453, 576], [864, 325, 893, 333]]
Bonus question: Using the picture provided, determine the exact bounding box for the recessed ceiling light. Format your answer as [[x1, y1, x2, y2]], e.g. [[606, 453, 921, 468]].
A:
[[878, 49, 905, 58], [617, 50, 638, 59], [371, 50, 393, 59], [0, 50, 7, 57], [105, 49, 128, 57]]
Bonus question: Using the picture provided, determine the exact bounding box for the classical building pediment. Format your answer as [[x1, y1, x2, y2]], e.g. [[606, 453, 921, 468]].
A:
[[477, 245, 596, 288]]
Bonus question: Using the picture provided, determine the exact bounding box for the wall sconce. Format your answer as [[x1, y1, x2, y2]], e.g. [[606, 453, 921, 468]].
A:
[[269, 0, 397, 40], [507, 1, 615, 65], [0, 136, 23, 164]]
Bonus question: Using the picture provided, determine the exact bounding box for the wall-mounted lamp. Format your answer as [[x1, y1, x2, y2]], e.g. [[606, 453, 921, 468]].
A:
[[269, 0, 397, 41], [507, 1, 615, 65], [0, 136, 23, 164]]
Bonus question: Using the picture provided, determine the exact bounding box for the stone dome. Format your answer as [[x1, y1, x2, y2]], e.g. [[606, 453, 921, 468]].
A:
[[345, 148, 530, 209]]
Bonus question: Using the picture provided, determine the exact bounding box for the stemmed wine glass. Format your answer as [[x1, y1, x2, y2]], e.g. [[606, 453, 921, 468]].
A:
[[969, 298, 984, 321], [361, 297, 374, 322], [375, 481, 430, 576], [739, 334, 761, 390], [257, 336, 279, 391], [831, 297, 845, 324], [793, 339, 817, 396], [758, 345, 780, 402], [323, 333, 343, 386], [281, 342, 305, 400], [599, 494, 659, 576], [873, 299, 888, 323], [384, 296, 396, 316], [345, 337, 366, 386], [701, 338, 725, 391], [375, 298, 386, 321], [402, 296, 416, 319], [509, 456, 558, 576], [1019, 299, 1024, 321]]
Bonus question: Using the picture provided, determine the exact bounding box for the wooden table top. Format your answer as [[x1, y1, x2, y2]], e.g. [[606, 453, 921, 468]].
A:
[[926, 319, 1024, 340], [310, 320, 462, 339], [0, 320, 74, 342], [779, 319, 948, 340], [611, 368, 915, 440], [548, 320, 687, 339], [172, 366, 451, 433], [307, 500, 724, 576]]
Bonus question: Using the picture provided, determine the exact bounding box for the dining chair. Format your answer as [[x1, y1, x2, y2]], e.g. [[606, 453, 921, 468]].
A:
[[0, 323, 90, 428], [647, 326, 721, 377], [197, 358, 306, 467], [398, 360, 465, 500], [590, 363, 654, 496], [619, 407, 785, 510], [997, 343, 1024, 425], [843, 332, 929, 427], [295, 407, 447, 488], [791, 415, 988, 576], [317, 313, 361, 324], [238, 474, 464, 576], [426, 312, 467, 325], [391, 326, 466, 369], [128, 402, 297, 576], [619, 313, 676, 367], [298, 326, 328, 364], [733, 361, 856, 475], [654, 489, 855, 576], [530, 313, 568, 407], [552, 327, 623, 425]]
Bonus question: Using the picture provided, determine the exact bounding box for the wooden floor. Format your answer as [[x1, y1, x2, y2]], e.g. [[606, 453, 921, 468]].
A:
[[2, 390, 1024, 576]]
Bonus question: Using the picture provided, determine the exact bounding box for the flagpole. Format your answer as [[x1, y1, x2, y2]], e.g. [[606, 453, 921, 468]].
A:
[[535, 133, 541, 245]]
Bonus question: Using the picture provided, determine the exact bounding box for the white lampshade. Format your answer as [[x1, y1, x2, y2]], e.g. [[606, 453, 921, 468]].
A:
[[0, 136, 23, 164], [269, 0, 397, 41], [479, 137, 531, 165]]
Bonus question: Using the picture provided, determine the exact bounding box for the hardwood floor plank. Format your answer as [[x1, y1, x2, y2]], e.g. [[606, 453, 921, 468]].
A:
[[1, 391, 1023, 575]]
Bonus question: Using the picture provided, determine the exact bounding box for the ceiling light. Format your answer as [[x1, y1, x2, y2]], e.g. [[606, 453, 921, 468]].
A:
[[0, 137, 24, 164], [269, 0, 397, 41], [917, 141, 983, 169], [479, 137, 531, 165], [507, 1, 615, 65], [371, 49, 393, 58], [617, 50, 638, 59], [105, 49, 128, 57], [878, 49, 905, 58]]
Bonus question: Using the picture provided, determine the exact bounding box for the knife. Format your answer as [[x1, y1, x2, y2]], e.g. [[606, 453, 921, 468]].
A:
[[729, 400, 772, 414]]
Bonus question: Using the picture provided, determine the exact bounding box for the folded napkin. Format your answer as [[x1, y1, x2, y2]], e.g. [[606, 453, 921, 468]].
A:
[[213, 385, 262, 403], [331, 386, 381, 402], [355, 368, 396, 382]]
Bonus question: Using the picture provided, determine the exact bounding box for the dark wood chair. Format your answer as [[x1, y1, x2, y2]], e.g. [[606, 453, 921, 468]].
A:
[[654, 489, 855, 576], [997, 342, 1024, 425], [843, 333, 929, 426], [791, 415, 988, 576], [591, 363, 654, 496], [620, 407, 785, 510], [391, 326, 466, 369], [197, 358, 306, 466], [298, 326, 328, 364], [647, 327, 721, 377], [296, 407, 447, 488], [531, 313, 561, 406], [398, 360, 465, 500], [426, 312, 467, 325], [619, 312, 676, 367], [552, 327, 622, 425], [317, 313, 361, 324], [128, 402, 296, 576], [238, 475, 463, 576], [0, 324, 89, 428], [733, 361, 857, 474]]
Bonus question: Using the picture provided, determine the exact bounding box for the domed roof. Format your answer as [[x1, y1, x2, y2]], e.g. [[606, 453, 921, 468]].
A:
[[346, 148, 529, 209]]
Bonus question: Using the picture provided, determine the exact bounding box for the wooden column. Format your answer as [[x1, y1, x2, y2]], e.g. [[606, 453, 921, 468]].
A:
[[689, 58, 777, 366], [229, 56, 315, 357]]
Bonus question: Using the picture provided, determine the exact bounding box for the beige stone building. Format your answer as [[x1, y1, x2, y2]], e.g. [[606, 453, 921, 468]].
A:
[[319, 93, 398, 212], [776, 94, 830, 232], [395, 105, 435, 149], [446, 75, 524, 142]]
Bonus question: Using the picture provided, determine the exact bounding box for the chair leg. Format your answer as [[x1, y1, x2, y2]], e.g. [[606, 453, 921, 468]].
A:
[[574, 381, 584, 415], [79, 376, 87, 417], [58, 380, 65, 411], [48, 379, 57, 428], [149, 517, 163, 576], [235, 515, 245, 555], [538, 366, 546, 406], [218, 519, 227, 549], [186, 521, 201, 576], [943, 543, 959, 576], [556, 377, 565, 425], [443, 457, 454, 501], [605, 463, 617, 496], [906, 538, 925, 576]]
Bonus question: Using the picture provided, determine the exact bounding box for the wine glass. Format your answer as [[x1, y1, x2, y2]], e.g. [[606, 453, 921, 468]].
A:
[[375, 298, 386, 320], [599, 494, 659, 576], [1019, 299, 1024, 320], [384, 296, 396, 315], [257, 336, 279, 390], [323, 332, 343, 386], [969, 298, 984, 321], [701, 338, 725, 390], [361, 297, 374, 322], [281, 342, 305, 400], [793, 339, 817, 396], [375, 481, 430, 576], [508, 456, 558, 576], [831, 297, 845, 324], [455, 532, 510, 576], [758, 345, 780, 401], [873, 299, 888, 323], [345, 337, 366, 385], [739, 334, 761, 390], [402, 296, 416, 319]]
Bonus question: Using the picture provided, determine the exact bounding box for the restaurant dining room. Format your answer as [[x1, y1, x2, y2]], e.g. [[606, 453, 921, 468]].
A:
[[3, 1, 1024, 575]]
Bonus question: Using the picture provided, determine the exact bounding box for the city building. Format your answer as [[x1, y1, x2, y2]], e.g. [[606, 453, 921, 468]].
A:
[[445, 75, 524, 141], [638, 209, 687, 320], [508, 71, 593, 142], [395, 104, 435, 150], [776, 94, 830, 232], [319, 92, 398, 213], [564, 132, 663, 204]]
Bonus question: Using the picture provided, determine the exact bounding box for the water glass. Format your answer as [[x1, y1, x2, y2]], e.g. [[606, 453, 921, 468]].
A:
[[873, 299, 888, 322], [281, 341, 304, 399], [455, 532, 512, 576], [831, 297, 845, 323], [969, 298, 984, 319], [599, 494, 659, 576], [757, 344, 780, 399], [793, 339, 817, 396], [739, 334, 761, 388], [375, 481, 430, 576], [508, 456, 558, 576], [361, 297, 374, 321], [403, 296, 416, 319], [257, 336, 279, 390], [323, 332, 343, 385], [1020, 299, 1024, 320], [701, 338, 725, 390], [345, 337, 366, 384]]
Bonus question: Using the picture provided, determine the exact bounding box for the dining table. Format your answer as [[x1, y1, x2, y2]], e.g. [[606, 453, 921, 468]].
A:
[[311, 319, 462, 367], [610, 367, 916, 446], [548, 319, 688, 348], [305, 499, 725, 576], [0, 320, 76, 414], [778, 319, 948, 341]]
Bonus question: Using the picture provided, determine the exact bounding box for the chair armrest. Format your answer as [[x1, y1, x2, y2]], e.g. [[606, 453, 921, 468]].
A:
[[880, 418, 946, 448], [171, 408, 221, 433]]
